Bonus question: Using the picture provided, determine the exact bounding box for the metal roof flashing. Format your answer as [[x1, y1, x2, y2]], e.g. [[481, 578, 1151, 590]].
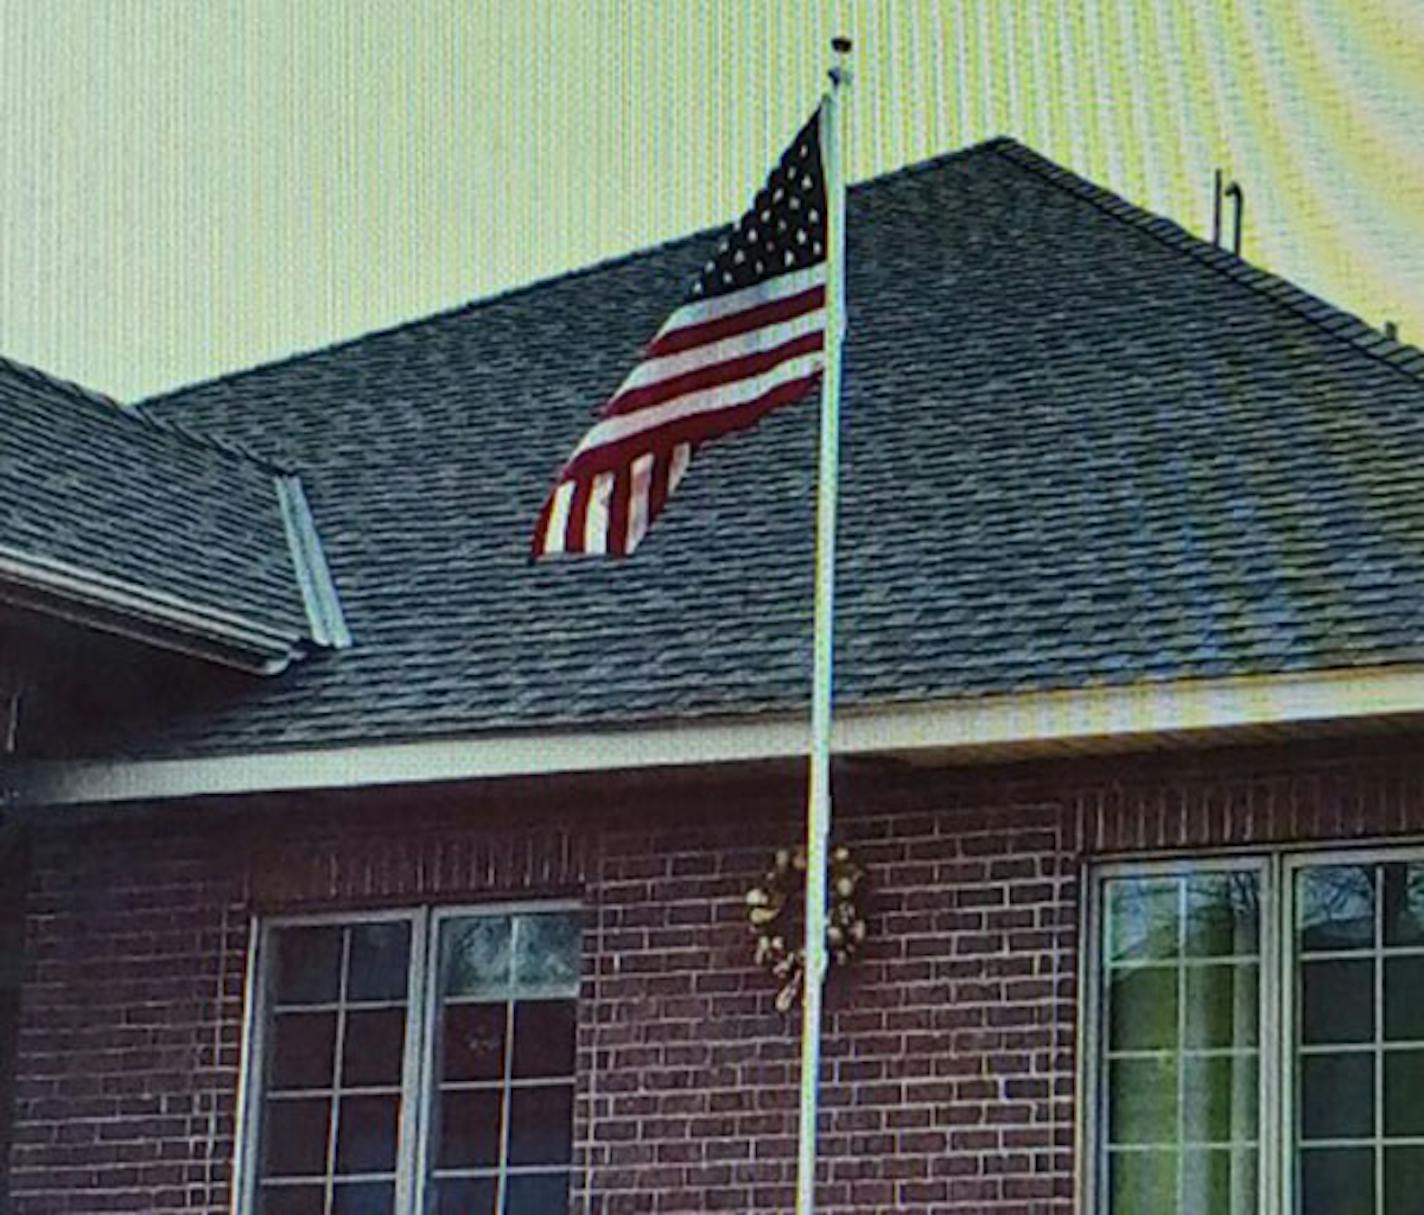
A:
[[275, 475, 352, 650]]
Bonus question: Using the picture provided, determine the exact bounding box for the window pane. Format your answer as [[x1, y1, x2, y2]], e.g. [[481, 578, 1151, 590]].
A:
[[444, 916, 513, 999], [507, 1084, 575, 1165], [1183, 1055, 1258, 1144], [273, 927, 343, 1005], [342, 1008, 406, 1089], [1298, 865, 1375, 953], [332, 1181, 394, 1215], [512, 1001, 577, 1079], [437, 1089, 503, 1169], [1108, 1150, 1177, 1215], [1301, 1053, 1374, 1140], [1109, 1058, 1177, 1145], [1184, 964, 1258, 1049], [514, 913, 581, 996], [1300, 1147, 1374, 1215], [1185, 873, 1259, 958], [271, 1012, 337, 1091], [1108, 965, 1177, 1051], [347, 923, 411, 1003], [431, 1177, 497, 1215], [259, 1185, 325, 1215], [1301, 959, 1375, 1044], [1183, 1148, 1256, 1215], [1385, 1049, 1424, 1137], [263, 1098, 330, 1177], [1108, 878, 1179, 962], [1385, 956, 1424, 1042], [442, 1003, 507, 1082], [505, 1171, 570, 1215], [1098, 867, 1265, 1215], [1383, 863, 1424, 947], [334, 1094, 399, 1174], [1386, 1146, 1424, 1215]]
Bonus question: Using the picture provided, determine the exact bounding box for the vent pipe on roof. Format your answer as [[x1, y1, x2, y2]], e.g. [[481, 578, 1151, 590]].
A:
[[1385, 321, 1400, 342], [1224, 180, 1244, 256], [1212, 169, 1223, 246], [1211, 170, 1245, 257]]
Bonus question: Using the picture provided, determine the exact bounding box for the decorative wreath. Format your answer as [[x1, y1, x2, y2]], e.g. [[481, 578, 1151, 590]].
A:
[[745, 845, 867, 1012]]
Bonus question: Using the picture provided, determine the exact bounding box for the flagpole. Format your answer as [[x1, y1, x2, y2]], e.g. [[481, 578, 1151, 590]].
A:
[[796, 35, 851, 1215]]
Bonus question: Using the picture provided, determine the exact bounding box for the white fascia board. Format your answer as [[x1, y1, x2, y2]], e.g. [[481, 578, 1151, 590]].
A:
[[0, 542, 306, 670], [14, 664, 1424, 808]]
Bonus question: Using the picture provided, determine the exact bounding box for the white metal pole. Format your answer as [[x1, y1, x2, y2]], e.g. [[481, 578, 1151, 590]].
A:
[[795, 36, 850, 1215]]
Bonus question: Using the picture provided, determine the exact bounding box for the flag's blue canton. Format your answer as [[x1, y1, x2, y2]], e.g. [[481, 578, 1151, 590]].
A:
[[689, 112, 827, 302]]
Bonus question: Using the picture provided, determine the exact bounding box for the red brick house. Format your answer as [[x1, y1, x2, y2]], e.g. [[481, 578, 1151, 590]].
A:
[[4, 139, 1424, 1215]]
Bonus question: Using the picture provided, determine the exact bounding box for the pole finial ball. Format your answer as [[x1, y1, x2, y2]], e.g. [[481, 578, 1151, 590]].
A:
[[832, 36, 852, 54]]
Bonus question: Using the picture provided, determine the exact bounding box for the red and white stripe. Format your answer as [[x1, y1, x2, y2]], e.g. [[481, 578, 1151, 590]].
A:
[[532, 262, 826, 557]]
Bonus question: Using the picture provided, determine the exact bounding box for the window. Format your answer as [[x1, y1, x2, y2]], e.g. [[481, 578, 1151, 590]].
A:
[[1086, 849, 1424, 1215], [1290, 859, 1424, 1215], [238, 906, 580, 1215]]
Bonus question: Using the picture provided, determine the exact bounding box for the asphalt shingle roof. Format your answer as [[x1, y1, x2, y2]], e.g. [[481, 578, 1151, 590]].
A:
[[69, 136, 1424, 757], [0, 355, 308, 642]]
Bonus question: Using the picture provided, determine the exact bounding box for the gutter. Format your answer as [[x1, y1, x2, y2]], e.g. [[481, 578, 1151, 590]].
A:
[[13, 663, 1424, 807], [0, 544, 306, 675]]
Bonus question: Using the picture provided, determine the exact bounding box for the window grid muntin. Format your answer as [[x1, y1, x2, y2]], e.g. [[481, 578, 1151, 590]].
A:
[[321, 929, 350, 1212], [1288, 855, 1424, 1215], [1088, 856, 1269, 1215], [239, 902, 579, 1215], [425, 910, 580, 1214], [1097, 862, 1266, 1215], [1088, 844, 1424, 1215], [255, 919, 414, 1215]]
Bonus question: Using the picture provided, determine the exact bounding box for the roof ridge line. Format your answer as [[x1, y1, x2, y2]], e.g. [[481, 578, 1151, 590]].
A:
[[0, 352, 123, 410], [135, 224, 730, 409], [987, 139, 1424, 389], [126, 403, 293, 476], [0, 349, 291, 476], [138, 137, 1014, 411]]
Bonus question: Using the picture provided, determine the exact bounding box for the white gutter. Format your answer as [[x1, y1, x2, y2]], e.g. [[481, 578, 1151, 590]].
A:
[[14, 664, 1424, 807], [0, 542, 306, 674]]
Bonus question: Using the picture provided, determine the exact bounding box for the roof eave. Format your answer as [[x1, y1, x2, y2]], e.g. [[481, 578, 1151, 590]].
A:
[[0, 545, 307, 676], [13, 663, 1424, 808]]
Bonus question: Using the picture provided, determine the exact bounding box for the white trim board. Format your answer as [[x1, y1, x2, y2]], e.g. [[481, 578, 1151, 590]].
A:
[[15, 664, 1424, 807], [0, 540, 305, 673]]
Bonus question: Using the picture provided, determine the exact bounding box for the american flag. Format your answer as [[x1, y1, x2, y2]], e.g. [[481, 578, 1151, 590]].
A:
[[531, 108, 828, 558]]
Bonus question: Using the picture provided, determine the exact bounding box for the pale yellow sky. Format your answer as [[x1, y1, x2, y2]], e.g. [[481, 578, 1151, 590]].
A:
[[1, 0, 1421, 401]]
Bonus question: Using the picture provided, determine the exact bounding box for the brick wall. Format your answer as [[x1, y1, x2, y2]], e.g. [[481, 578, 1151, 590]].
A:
[[9, 812, 247, 1214], [7, 735, 1424, 1214], [1, 824, 28, 1210], [580, 778, 1076, 1215]]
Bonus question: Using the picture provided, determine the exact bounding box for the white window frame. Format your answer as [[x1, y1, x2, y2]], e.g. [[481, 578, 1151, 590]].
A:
[[1080, 853, 1277, 1215], [232, 899, 581, 1215], [1279, 846, 1424, 1215], [1080, 842, 1424, 1215]]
